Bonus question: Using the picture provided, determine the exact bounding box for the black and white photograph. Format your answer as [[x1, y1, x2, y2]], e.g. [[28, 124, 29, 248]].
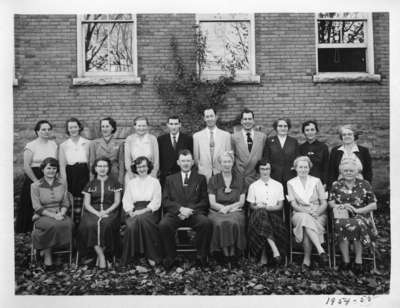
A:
[[1, 0, 399, 306]]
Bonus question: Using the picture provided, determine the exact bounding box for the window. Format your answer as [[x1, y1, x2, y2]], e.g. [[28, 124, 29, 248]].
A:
[[73, 14, 140, 85], [314, 12, 380, 83], [196, 14, 260, 83]]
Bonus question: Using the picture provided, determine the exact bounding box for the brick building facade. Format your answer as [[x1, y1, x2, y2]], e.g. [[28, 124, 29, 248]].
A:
[[13, 13, 389, 195]]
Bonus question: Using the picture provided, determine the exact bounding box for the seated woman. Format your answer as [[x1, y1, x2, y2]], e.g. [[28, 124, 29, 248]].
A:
[[328, 158, 378, 274], [247, 159, 288, 266], [287, 156, 328, 270], [208, 151, 246, 266], [77, 157, 122, 269], [31, 157, 73, 269], [121, 156, 163, 266]]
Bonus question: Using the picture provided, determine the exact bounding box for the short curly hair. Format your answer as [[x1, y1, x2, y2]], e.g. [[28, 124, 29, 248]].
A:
[[273, 118, 291, 130], [40, 157, 60, 173], [34, 120, 53, 136], [100, 117, 117, 134], [91, 157, 112, 176], [338, 124, 359, 141], [293, 156, 313, 170], [65, 117, 84, 135], [254, 158, 272, 174], [131, 156, 154, 175]]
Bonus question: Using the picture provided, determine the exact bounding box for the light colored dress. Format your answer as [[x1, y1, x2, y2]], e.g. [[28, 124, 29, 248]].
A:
[[287, 175, 327, 243]]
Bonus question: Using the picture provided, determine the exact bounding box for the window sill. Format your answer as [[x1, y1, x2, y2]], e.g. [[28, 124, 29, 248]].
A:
[[72, 76, 142, 86], [13, 78, 18, 86], [200, 74, 260, 84], [312, 72, 381, 83]]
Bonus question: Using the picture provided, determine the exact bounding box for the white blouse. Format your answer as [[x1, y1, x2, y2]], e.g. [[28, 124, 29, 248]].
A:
[[60, 137, 89, 165], [246, 178, 284, 207], [122, 175, 161, 212]]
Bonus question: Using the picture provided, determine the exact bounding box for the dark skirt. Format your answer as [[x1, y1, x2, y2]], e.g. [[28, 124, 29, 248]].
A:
[[66, 163, 89, 225], [248, 208, 288, 258], [77, 209, 121, 259], [209, 210, 247, 253], [32, 216, 73, 250], [15, 167, 43, 233], [121, 201, 162, 265], [334, 214, 378, 249]]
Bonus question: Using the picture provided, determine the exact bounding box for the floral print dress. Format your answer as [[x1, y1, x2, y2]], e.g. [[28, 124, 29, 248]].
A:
[[329, 178, 378, 248]]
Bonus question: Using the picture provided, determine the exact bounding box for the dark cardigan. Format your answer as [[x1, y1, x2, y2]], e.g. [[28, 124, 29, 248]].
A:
[[328, 144, 372, 188]]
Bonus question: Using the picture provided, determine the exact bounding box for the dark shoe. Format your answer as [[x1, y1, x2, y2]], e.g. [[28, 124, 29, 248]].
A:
[[319, 252, 329, 266], [195, 256, 208, 268], [229, 256, 239, 268], [352, 263, 363, 275], [301, 263, 311, 272], [273, 255, 283, 266], [340, 262, 351, 271], [43, 264, 55, 271], [163, 258, 178, 271]]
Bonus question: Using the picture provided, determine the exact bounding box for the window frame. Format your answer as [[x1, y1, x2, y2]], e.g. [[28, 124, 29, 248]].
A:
[[73, 14, 141, 85], [313, 12, 380, 83], [195, 13, 260, 84]]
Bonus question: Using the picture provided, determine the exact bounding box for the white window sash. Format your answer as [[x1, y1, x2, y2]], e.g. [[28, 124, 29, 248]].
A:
[[76, 14, 138, 78], [195, 13, 257, 80]]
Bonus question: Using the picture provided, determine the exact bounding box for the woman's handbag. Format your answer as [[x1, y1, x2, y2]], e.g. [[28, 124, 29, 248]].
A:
[[333, 206, 349, 219]]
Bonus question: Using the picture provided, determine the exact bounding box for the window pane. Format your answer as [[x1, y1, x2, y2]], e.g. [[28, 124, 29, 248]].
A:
[[318, 20, 364, 43], [83, 22, 133, 72], [318, 12, 367, 19], [199, 21, 250, 74], [108, 22, 133, 72], [318, 48, 366, 72], [83, 14, 107, 21], [109, 14, 132, 20]]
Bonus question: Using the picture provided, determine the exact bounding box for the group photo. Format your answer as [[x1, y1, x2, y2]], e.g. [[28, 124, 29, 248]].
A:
[[12, 11, 390, 296]]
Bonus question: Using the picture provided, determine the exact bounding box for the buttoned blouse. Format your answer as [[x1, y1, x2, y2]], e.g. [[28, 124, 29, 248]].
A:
[[246, 178, 284, 207], [124, 133, 159, 175], [287, 176, 326, 211], [89, 136, 123, 177], [82, 177, 122, 211], [25, 139, 58, 167], [338, 144, 363, 170], [60, 137, 89, 165], [122, 176, 161, 212], [31, 178, 69, 215]]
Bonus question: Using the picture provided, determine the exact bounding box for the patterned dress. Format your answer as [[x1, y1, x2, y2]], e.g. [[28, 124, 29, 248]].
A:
[[329, 178, 378, 248]]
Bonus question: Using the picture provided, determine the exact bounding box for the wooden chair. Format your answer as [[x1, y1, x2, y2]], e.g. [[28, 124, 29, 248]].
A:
[[31, 192, 74, 266]]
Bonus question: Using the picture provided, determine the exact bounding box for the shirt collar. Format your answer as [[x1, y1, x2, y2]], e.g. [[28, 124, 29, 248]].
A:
[[170, 132, 180, 140], [338, 144, 359, 153], [38, 177, 62, 188], [207, 127, 217, 134], [242, 129, 254, 138]]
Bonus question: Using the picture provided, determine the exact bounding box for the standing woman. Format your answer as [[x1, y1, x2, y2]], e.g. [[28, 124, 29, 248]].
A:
[[121, 156, 162, 266], [89, 117, 124, 185], [31, 157, 73, 269], [328, 124, 372, 189], [208, 151, 246, 266], [124, 116, 159, 184], [328, 158, 378, 274], [299, 120, 329, 185], [16, 120, 58, 233], [77, 157, 122, 269], [59, 118, 90, 224], [287, 156, 329, 269], [246, 159, 288, 266], [262, 118, 299, 220]]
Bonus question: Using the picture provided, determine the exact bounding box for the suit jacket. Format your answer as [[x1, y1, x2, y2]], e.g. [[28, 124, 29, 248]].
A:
[[158, 133, 193, 186], [328, 144, 372, 188], [231, 130, 266, 186], [193, 127, 232, 181], [162, 170, 209, 216], [262, 135, 299, 186]]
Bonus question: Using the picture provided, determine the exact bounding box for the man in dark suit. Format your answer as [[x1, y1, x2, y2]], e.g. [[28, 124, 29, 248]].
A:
[[158, 116, 193, 188], [159, 149, 212, 270]]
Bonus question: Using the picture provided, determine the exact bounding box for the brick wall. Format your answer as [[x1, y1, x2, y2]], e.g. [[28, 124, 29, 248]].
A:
[[13, 13, 390, 195]]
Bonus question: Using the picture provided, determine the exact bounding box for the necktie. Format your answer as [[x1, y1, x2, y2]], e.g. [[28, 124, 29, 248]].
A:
[[184, 172, 189, 186], [210, 130, 215, 160], [172, 135, 177, 150], [246, 132, 253, 153]]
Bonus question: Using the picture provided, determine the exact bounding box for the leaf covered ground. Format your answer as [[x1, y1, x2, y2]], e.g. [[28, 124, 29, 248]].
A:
[[14, 212, 390, 295]]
